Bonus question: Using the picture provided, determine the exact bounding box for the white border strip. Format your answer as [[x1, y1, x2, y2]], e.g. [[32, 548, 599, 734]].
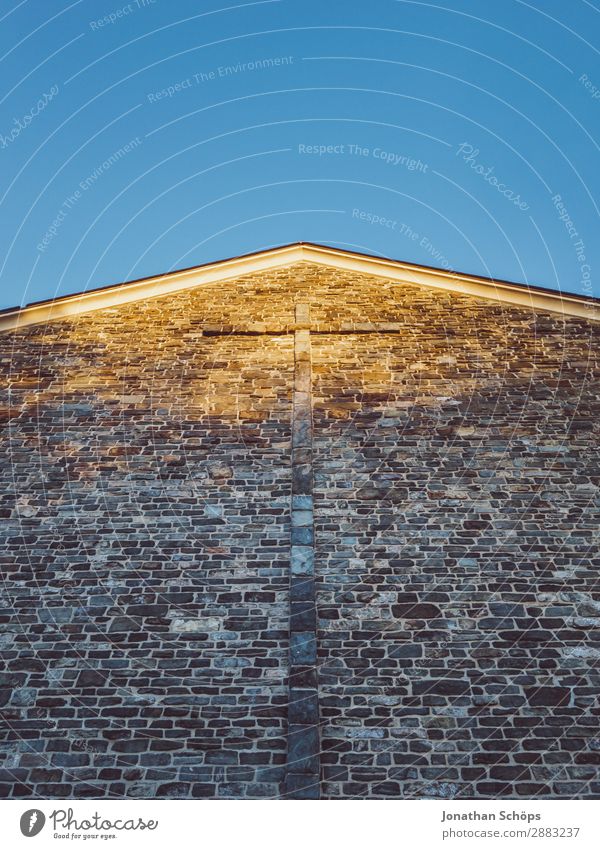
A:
[[1, 799, 598, 848], [1, 243, 598, 332]]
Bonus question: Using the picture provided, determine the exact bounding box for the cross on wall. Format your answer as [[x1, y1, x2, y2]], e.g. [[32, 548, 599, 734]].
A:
[[202, 305, 404, 799]]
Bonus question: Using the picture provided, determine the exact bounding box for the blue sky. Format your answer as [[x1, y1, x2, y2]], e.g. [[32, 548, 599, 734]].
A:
[[1, 0, 599, 308]]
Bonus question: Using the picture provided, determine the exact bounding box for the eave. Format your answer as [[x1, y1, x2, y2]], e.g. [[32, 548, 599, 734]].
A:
[[1, 242, 599, 333]]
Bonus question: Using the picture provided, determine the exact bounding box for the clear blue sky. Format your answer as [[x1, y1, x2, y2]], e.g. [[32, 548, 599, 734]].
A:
[[1, 0, 599, 308]]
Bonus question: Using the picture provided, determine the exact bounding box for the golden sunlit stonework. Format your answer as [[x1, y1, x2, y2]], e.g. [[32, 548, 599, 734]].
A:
[[1, 246, 599, 800]]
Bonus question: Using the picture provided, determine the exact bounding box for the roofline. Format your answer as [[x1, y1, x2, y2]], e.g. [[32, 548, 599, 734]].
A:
[[2, 241, 599, 332]]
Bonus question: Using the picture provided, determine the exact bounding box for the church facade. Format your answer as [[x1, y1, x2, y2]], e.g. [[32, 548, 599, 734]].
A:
[[1, 243, 599, 800]]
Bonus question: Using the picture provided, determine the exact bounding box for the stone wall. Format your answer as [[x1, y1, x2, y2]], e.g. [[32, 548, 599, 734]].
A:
[[0, 274, 295, 799], [1, 262, 599, 799]]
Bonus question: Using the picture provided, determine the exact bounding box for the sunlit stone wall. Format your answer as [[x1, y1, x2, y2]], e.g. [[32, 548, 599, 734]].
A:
[[1, 262, 599, 799]]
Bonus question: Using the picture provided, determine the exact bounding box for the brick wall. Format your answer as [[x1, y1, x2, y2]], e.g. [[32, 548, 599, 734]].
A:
[[1, 262, 599, 799], [0, 275, 295, 799]]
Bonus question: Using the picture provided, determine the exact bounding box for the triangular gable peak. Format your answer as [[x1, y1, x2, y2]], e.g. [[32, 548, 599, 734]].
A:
[[1, 242, 599, 332]]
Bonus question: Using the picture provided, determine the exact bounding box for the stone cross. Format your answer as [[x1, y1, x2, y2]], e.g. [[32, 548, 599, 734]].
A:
[[204, 305, 403, 799]]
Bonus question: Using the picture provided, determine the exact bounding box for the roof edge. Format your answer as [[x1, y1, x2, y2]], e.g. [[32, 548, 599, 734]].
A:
[[2, 242, 599, 332]]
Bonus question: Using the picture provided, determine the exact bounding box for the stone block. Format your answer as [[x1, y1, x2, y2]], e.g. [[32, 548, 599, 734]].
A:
[[525, 687, 571, 707], [289, 666, 318, 688], [170, 618, 222, 632], [291, 508, 313, 527], [291, 526, 313, 546], [290, 601, 316, 630], [292, 417, 312, 448], [108, 617, 142, 633], [290, 632, 317, 665], [392, 603, 442, 619], [285, 772, 320, 799], [290, 577, 315, 602], [289, 690, 319, 725], [76, 670, 108, 688], [291, 546, 314, 576], [412, 679, 470, 696], [287, 725, 319, 774]]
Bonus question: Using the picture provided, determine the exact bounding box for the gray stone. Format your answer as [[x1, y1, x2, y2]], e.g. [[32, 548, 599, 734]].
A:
[[291, 546, 314, 576]]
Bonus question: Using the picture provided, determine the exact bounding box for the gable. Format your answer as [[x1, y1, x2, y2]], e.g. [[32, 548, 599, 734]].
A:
[[1, 242, 598, 333]]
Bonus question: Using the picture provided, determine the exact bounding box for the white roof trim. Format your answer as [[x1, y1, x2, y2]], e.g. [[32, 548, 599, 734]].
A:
[[1, 243, 598, 333]]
